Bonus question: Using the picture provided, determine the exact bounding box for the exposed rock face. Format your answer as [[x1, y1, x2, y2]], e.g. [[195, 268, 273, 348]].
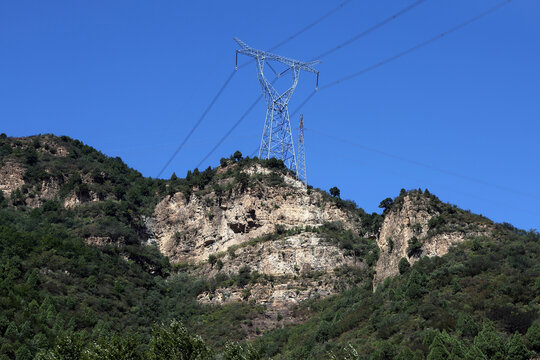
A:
[[152, 167, 368, 314], [373, 193, 490, 288], [194, 232, 364, 279], [195, 232, 366, 332], [374, 194, 437, 287], [0, 162, 25, 196], [153, 169, 356, 264]]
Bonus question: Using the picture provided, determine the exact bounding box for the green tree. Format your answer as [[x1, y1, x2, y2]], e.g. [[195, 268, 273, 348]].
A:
[[407, 236, 422, 258], [328, 344, 360, 360], [223, 341, 260, 360], [0, 191, 6, 208], [233, 151, 243, 162], [526, 321, 540, 352], [370, 341, 396, 360], [208, 254, 217, 267], [474, 322, 505, 360], [440, 331, 466, 359], [463, 345, 487, 360], [378, 198, 393, 213], [456, 313, 480, 338], [506, 332, 530, 360], [4, 322, 18, 340], [38, 334, 85, 360], [45, 304, 57, 325], [427, 333, 449, 360], [15, 346, 32, 360], [237, 266, 251, 288], [85, 334, 145, 360], [394, 348, 414, 360], [235, 172, 249, 192], [406, 269, 426, 299], [329, 187, 340, 198], [147, 320, 212, 360], [398, 257, 410, 274], [10, 188, 25, 206]]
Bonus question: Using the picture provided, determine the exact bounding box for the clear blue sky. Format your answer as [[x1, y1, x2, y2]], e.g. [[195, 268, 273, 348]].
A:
[[1, 1, 539, 230]]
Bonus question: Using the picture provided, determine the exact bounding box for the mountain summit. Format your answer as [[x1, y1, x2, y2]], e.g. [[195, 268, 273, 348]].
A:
[[0, 133, 538, 359]]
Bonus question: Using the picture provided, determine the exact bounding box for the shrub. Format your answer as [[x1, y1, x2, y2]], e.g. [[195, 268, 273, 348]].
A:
[[398, 257, 410, 274], [329, 187, 340, 198], [407, 237, 422, 258]]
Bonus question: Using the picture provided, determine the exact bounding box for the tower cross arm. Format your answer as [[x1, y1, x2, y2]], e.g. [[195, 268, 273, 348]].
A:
[[234, 37, 320, 74]]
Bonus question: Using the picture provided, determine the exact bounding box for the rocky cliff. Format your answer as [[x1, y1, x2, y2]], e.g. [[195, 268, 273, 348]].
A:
[[152, 164, 359, 263], [148, 163, 375, 320], [373, 190, 494, 288], [0, 134, 497, 326]]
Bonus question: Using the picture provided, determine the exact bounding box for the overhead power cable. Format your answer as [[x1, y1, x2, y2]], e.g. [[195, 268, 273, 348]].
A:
[[156, 70, 236, 178], [195, 1, 425, 167], [326, 150, 540, 218], [156, 1, 353, 178], [195, 95, 263, 169], [269, 1, 354, 53], [292, 0, 513, 116], [305, 126, 540, 202], [311, 0, 427, 61]]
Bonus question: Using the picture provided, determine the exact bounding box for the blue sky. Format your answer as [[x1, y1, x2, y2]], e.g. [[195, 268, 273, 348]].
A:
[[1, 0, 539, 230]]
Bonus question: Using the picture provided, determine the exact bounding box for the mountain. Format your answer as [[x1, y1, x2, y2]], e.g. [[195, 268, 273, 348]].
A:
[[0, 133, 538, 359]]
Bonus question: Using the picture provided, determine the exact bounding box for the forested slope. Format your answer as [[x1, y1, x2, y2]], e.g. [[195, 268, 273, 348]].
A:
[[0, 133, 538, 359]]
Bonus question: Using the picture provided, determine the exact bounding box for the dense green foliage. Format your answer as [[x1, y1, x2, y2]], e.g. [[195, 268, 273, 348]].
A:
[[253, 224, 540, 359], [1, 134, 539, 359], [36, 321, 259, 359], [0, 136, 279, 358], [0, 203, 272, 358]]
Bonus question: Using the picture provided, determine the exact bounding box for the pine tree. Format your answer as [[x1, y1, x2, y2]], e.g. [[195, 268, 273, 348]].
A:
[[4, 322, 18, 340], [406, 269, 426, 299], [440, 330, 466, 359], [85, 334, 144, 360], [398, 257, 410, 274], [41, 334, 85, 360], [394, 348, 414, 360], [45, 305, 57, 325], [15, 345, 32, 360], [474, 322, 505, 360], [147, 320, 213, 360], [370, 341, 397, 360], [506, 332, 530, 360], [223, 341, 261, 360], [19, 321, 32, 338], [526, 321, 540, 352], [463, 345, 487, 360], [456, 313, 479, 338], [427, 333, 449, 360]]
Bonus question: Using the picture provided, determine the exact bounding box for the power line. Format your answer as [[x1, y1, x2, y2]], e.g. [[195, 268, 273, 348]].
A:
[[311, 0, 427, 61], [196, 1, 422, 168], [325, 150, 540, 218], [305, 127, 540, 202], [269, 0, 354, 53], [292, 0, 514, 115], [196, 0, 513, 171], [236, 0, 354, 71], [157, 1, 353, 178], [195, 94, 263, 169], [156, 69, 236, 178]]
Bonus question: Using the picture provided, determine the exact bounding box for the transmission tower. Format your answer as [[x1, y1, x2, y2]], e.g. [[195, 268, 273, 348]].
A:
[[234, 38, 319, 176], [298, 115, 307, 187]]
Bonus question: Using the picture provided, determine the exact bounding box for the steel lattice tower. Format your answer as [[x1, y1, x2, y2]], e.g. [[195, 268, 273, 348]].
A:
[[234, 38, 319, 176], [298, 115, 307, 187]]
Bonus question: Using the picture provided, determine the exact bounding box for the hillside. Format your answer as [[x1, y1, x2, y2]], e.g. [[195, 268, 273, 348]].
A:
[[0, 133, 538, 359]]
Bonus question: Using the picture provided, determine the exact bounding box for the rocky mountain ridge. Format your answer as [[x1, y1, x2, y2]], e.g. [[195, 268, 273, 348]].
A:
[[0, 134, 497, 325]]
